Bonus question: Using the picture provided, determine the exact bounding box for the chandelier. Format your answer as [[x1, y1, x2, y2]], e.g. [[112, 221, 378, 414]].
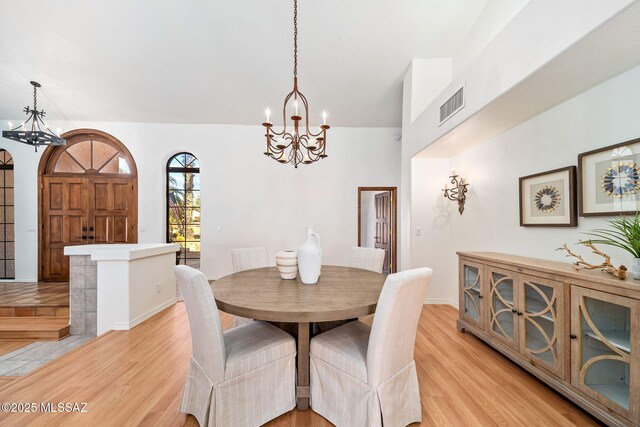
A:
[[262, 0, 330, 168], [2, 81, 66, 152]]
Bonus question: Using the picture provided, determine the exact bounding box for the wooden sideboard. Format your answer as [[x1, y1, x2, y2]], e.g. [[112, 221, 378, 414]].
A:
[[457, 252, 640, 427]]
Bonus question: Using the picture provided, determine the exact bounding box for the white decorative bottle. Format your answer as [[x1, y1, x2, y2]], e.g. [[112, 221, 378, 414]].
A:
[[298, 226, 322, 284]]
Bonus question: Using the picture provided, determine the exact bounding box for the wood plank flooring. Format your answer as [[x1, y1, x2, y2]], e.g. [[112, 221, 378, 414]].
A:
[[0, 282, 69, 317], [0, 303, 600, 426], [0, 341, 30, 357], [0, 317, 70, 341]]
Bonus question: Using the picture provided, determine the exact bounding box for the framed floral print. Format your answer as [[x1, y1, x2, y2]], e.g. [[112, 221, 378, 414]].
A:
[[519, 166, 577, 227], [578, 137, 640, 216]]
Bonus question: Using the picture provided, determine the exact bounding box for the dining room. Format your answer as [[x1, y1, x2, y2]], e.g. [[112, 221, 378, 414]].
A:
[[2, 0, 640, 426]]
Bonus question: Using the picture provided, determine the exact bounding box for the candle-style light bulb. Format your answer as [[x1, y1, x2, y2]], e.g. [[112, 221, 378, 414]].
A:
[[451, 168, 455, 176], [322, 111, 327, 125], [7, 121, 12, 130], [444, 183, 448, 190], [294, 99, 299, 115], [265, 108, 271, 123]]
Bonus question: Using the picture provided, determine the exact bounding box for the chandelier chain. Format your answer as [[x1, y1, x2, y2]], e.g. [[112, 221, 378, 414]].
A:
[[293, 0, 298, 78]]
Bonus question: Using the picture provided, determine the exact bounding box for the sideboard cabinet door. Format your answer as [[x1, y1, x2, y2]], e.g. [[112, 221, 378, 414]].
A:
[[571, 286, 639, 423], [486, 266, 519, 350], [518, 274, 565, 379], [459, 260, 484, 329]]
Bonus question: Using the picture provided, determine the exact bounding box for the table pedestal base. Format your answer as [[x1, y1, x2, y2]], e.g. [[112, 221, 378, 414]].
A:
[[297, 322, 310, 410]]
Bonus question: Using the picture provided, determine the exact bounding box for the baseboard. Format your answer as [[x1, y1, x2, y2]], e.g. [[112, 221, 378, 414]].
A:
[[113, 298, 177, 330], [424, 298, 458, 308]]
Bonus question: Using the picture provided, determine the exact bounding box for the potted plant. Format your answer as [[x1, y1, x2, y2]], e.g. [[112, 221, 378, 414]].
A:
[[584, 212, 640, 279]]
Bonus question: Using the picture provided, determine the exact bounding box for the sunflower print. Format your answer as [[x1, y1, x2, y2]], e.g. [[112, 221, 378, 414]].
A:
[[601, 162, 640, 198], [534, 185, 561, 213]]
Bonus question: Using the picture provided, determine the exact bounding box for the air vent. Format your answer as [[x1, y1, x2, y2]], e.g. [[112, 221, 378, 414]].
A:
[[439, 86, 465, 125]]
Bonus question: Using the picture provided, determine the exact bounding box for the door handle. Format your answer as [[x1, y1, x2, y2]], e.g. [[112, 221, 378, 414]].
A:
[[88, 236, 95, 240], [79, 236, 87, 240], [570, 334, 577, 340], [89, 227, 94, 231]]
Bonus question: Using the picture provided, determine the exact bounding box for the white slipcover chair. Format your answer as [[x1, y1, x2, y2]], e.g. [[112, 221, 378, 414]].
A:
[[350, 246, 386, 273], [230, 247, 270, 327], [309, 267, 432, 427], [175, 265, 296, 427]]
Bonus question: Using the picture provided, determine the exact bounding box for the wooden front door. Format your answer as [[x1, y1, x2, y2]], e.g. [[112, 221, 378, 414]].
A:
[[375, 191, 391, 274], [39, 130, 138, 281]]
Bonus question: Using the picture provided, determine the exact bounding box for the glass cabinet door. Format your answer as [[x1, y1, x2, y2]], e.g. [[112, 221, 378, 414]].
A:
[[487, 267, 518, 349], [571, 286, 639, 422], [459, 261, 484, 329], [519, 275, 564, 378]]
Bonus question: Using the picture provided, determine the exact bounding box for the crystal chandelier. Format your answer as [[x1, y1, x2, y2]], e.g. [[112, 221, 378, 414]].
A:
[[262, 0, 330, 168], [2, 81, 66, 152]]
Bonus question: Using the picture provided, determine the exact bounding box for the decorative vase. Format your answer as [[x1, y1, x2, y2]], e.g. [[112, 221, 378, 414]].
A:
[[298, 226, 322, 284], [633, 258, 640, 280], [276, 250, 298, 279]]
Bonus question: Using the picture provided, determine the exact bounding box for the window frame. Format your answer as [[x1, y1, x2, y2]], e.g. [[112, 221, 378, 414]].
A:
[[166, 152, 201, 268]]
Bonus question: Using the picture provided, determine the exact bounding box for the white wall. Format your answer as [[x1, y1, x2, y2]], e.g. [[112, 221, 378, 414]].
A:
[[452, 0, 529, 76], [408, 59, 453, 124], [0, 123, 400, 281], [400, 0, 636, 271], [410, 63, 640, 305]]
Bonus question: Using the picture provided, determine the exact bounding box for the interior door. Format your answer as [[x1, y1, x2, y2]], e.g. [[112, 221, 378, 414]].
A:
[[41, 177, 89, 281], [90, 178, 137, 244], [374, 191, 391, 274]]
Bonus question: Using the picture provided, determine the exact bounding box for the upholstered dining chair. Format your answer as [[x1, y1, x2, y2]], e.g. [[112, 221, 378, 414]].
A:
[[175, 265, 296, 427], [230, 247, 271, 327], [309, 267, 432, 427], [231, 247, 271, 273], [350, 246, 386, 273]]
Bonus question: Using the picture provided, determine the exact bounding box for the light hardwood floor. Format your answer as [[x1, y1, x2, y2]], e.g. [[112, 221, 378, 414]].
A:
[[0, 303, 599, 426]]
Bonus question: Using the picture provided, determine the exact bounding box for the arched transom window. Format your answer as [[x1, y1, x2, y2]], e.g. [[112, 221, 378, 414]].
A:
[[167, 153, 200, 268], [52, 139, 132, 175]]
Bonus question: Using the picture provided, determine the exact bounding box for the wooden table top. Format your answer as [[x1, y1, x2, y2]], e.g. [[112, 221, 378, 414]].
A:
[[212, 265, 386, 322]]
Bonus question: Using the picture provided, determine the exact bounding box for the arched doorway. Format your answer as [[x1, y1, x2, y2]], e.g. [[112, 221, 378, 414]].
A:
[[38, 129, 138, 281]]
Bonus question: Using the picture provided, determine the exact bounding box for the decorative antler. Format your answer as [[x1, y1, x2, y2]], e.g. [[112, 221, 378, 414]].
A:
[[557, 241, 627, 280]]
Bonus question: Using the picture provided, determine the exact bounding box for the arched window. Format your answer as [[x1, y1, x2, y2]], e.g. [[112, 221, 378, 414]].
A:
[[167, 153, 200, 268], [0, 150, 14, 279]]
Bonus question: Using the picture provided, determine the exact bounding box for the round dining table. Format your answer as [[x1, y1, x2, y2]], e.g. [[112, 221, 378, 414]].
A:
[[212, 265, 386, 410]]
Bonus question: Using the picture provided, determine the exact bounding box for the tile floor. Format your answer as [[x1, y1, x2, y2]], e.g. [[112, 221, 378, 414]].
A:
[[0, 335, 93, 376]]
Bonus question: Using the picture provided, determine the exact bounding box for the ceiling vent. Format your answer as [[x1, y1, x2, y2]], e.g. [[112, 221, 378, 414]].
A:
[[439, 85, 465, 125]]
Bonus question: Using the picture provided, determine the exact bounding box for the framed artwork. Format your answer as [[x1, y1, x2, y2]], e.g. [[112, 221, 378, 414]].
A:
[[519, 166, 577, 227], [578, 137, 640, 216]]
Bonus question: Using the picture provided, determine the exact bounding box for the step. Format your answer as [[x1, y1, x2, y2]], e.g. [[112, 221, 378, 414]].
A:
[[0, 317, 70, 341], [0, 306, 69, 318]]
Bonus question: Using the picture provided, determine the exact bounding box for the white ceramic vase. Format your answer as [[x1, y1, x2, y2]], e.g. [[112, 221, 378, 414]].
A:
[[276, 250, 298, 279], [633, 257, 640, 280], [298, 226, 322, 284]]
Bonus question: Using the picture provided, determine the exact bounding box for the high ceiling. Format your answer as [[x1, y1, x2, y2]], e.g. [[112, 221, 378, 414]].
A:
[[0, 0, 489, 127]]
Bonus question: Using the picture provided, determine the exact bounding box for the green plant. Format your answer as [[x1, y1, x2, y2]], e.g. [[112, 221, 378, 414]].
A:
[[583, 212, 640, 258]]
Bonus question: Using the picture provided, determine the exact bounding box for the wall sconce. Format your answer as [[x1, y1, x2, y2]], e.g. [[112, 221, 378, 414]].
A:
[[442, 169, 469, 215]]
